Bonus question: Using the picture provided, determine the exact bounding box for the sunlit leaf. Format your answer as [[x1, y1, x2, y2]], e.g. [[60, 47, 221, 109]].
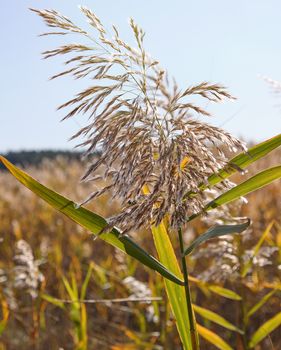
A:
[[247, 290, 277, 319], [71, 272, 79, 300], [151, 222, 194, 350], [197, 324, 233, 350], [81, 263, 94, 300], [188, 166, 281, 222], [79, 303, 88, 350], [193, 305, 243, 334], [41, 294, 65, 309], [62, 276, 79, 310], [205, 167, 281, 211], [188, 277, 241, 300], [185, 134, 281, 200], [208, 286, 241, 301], [249, 312, 281, 348], [206, 134, 281, 187], [0, 156, 184, 286]]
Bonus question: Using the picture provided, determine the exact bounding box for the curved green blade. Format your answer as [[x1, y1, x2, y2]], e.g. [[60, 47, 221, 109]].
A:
[[247, 289, 277, 319], [249, 312, 281, 348], [206, 166, 281, 210], [193, 304, 243, 334], [184, 134, 281, 200], [208, 286, 241, 301], [184, 220, 250, 256], [206, 133, 281, 187], [188, 166, 281, 222], [0, 156, 184, 286], [188, 276, 242, 301]]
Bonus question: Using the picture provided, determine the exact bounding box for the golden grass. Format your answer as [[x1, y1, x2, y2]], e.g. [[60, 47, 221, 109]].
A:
[[0, 151, 280, 349]]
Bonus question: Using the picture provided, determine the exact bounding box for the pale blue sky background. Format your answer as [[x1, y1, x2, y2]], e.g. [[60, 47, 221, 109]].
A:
[[1, 1, 281, 152]]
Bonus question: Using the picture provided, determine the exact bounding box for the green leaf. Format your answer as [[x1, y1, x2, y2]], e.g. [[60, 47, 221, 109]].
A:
[[249, 312, 281, 348], [205, 166, 281, 211], [208, 286, 241, 301], [62, 276, 78, 304], [184, 134, 281, 200], [206, 134, 281, 187], [241, 221, 274, 277], [188, 166, 281, 222], [71, 273, 79, 300], [188, 278, 242, 301], [247, 289, 277, 319], [197, 324, 233, 350], [184, 220, 250, 256], [41, 294, 65, 309], [79, 304, 88, 350], [151, 222, 195, 350], [193, 305, 243, 334], [80, 264, 93, 300], [0, 156, 184, 286]]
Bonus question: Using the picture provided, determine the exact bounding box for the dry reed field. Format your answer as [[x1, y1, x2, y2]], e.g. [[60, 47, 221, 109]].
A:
[[0, 149, 280, 349], [1, 5, 281, 350]]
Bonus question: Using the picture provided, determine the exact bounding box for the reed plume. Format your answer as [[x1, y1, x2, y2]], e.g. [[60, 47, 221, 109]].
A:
[[32, 7, 246, 233]]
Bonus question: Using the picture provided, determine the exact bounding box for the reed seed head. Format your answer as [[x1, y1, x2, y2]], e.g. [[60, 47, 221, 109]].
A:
[[32, 6, 246, 233]]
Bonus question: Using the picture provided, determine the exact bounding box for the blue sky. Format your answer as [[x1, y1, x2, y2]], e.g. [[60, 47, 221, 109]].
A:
[[1, 1, 281, 152]]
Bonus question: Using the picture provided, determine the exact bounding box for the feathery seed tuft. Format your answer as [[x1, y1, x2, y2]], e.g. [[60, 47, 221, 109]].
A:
[[32, 7, 246, 233]]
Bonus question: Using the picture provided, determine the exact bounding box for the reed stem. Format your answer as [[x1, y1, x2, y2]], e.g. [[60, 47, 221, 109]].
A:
[[178, 227, 198, 350]]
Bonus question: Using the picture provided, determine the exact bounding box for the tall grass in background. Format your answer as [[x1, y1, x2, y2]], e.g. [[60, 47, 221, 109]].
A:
[[0, 151, 281, 349], [1, 6, 281, 350]]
